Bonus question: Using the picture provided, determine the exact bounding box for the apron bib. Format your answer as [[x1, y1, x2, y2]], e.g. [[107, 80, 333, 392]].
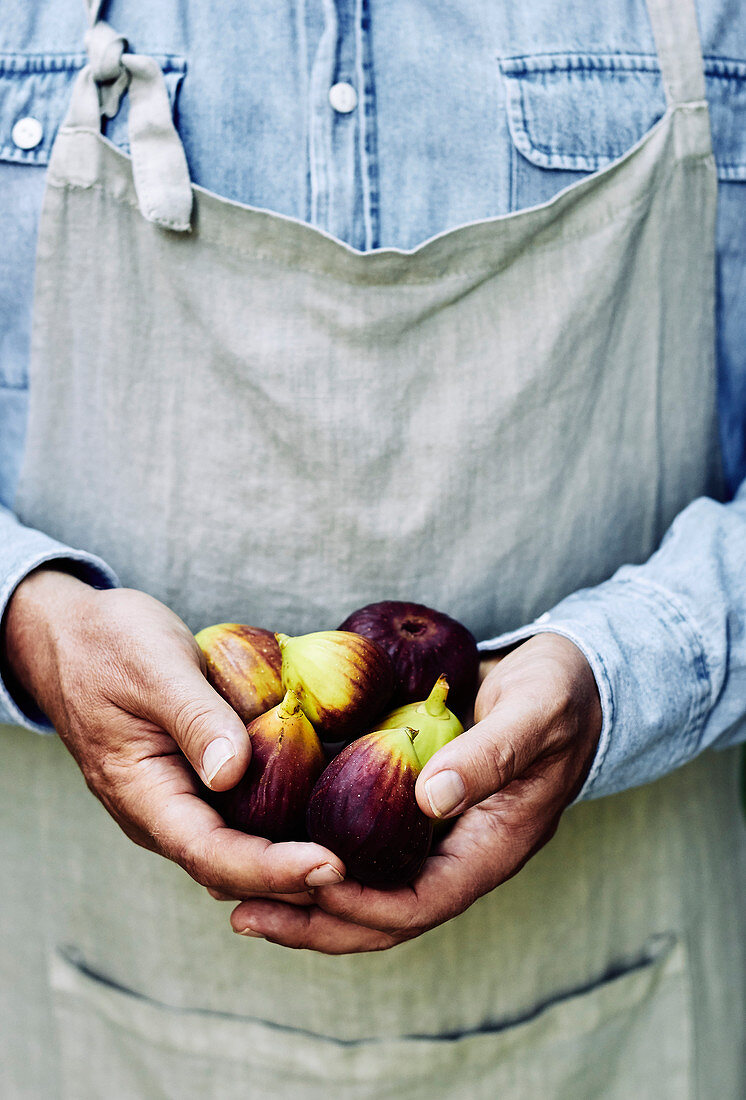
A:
[[2, 0, 744, 1095]]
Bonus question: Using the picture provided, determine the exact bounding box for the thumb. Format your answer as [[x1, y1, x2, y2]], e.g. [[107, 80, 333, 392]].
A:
[[415, 704, 536, 820], [141, 660, 252, 791]]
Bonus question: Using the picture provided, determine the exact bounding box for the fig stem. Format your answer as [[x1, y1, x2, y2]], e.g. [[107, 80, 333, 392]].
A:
[[424, 675, 450, 718], [278, 689, 301, 719], [275, 633, 290, 650]]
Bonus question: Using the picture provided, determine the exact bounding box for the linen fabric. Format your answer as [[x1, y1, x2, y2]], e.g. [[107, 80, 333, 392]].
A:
[[1, 1, 746, 808], [0, 0, 744, 1096]]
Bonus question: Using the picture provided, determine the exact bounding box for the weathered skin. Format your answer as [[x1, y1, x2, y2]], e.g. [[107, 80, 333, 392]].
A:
[[213, 690, 325, 842], [306, 727, 433, 887], [338, 601, 479, 719], [277, 630, 394, 742], [195, 623, 283, 724]]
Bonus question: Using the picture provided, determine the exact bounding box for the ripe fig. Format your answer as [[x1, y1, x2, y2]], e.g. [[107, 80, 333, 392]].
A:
[[214, 690, 324, 842], [375, 674, 463, 766], [339, 600, 479, 720], [195, 623, 283, 724], [276, 630, 394, 742], [306, 727, 433, 887]]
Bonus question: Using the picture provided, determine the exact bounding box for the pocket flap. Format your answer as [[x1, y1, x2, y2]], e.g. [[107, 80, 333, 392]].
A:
[[501, 52, 746, 181], [706, 59, 746, 180], [0, 54, 85, 165], [0, 52, 186, 165]]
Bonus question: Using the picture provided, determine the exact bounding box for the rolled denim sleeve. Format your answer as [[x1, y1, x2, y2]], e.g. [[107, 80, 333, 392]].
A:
[[0, 505, 119, 732], [479, 482, 746, 801]]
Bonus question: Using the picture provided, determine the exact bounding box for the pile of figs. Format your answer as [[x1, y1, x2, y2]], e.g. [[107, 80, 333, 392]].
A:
[[195, 601, 479, 887]]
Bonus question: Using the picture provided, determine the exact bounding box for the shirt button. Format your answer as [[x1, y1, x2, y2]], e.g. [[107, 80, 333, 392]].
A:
[[11, 116, 44, 150], [328, 82, 358, 114]]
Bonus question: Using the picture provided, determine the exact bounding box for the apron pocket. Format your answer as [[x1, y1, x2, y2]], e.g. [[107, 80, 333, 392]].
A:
[[50, 935, 693, 1100]]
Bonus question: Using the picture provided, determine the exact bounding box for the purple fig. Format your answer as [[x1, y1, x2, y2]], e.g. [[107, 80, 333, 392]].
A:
[[339, 601, 479, 719], [195, 623, 283, 724], [276, 630, 394, 742], [215, 690, 324, 842], [306, 727, 433, 887]]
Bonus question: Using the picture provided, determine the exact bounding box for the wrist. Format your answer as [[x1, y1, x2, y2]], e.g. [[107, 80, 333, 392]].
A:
[[1, 566, 93, 704], [532, 579, 710, 801]]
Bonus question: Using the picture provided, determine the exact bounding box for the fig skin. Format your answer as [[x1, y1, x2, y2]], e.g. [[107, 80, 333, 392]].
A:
[[306, 727, 433, 888], [195, 623, 283, 725], [276, 630, 394, 742], [339, 601, 479, 720], [375, 674, 464, 766], [214, 690, 325, 842]]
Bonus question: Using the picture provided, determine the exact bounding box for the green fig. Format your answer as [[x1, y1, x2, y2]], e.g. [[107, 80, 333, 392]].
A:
[[276, 630, 394, 742], [307, 727, 432, 887], [214, 690, 325, 842], [375, 674, 463, 766], [195, 623, 283, 724]]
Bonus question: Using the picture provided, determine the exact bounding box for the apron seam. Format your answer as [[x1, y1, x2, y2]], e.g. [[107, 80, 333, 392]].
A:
[[45, 166, 690, 282], [51, 937, 688, 1062]]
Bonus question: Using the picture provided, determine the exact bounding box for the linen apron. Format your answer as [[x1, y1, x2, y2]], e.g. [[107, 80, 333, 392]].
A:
[[1, 0, 744, 1094]]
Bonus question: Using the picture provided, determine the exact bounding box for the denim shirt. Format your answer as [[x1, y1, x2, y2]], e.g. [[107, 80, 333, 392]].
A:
[[1, 0, 745, 801]]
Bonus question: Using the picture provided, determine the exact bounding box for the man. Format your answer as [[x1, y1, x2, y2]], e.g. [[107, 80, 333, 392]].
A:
[[1, 1, 744, 1095]]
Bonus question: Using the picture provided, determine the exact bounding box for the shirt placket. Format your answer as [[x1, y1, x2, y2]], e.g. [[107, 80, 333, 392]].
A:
[[307, 0, 378, 250]]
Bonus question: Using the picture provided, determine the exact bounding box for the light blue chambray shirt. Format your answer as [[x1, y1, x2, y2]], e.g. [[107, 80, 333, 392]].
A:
[[1, 0, 745, 801]]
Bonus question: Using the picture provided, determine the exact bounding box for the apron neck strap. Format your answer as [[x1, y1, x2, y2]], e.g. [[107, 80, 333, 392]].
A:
[[63, 2, 192, 231], [84, 1, 107, 27], [645, 0, 707, 106]]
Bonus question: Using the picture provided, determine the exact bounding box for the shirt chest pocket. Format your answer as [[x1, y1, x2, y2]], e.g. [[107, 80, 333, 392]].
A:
[[500, 52, 746, 212]]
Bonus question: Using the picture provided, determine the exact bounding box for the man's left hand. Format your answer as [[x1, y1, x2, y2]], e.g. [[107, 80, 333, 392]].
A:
[[228, 633, 602, 952]]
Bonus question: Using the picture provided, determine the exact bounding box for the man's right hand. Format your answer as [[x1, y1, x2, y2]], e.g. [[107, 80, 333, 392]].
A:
[[1, 567, 346, 897]]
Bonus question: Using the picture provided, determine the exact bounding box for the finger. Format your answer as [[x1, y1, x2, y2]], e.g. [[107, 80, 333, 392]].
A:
[[414, 702, 541, 820], [230, 900, 400, 954], [311, 846, 482, 934], [118, 753, 346, 895], [135, 657, 251, 791], [207, 887, 315, 905], [314, 784, 559, 934], [415, 643, 581, 818]]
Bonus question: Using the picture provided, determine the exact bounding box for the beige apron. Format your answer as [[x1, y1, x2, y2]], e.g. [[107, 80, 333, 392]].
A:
[[2, 0, 744, 1095]]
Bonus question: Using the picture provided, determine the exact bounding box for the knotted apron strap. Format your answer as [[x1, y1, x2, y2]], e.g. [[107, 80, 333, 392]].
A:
[[59, 0, 193, 231], [86, 0, 107, 22], [644, 0, 707, 106]]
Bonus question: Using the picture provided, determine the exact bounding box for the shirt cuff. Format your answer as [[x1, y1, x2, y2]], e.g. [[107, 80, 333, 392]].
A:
[[478, 576, 712, 802], [0, 532, 119, 732]]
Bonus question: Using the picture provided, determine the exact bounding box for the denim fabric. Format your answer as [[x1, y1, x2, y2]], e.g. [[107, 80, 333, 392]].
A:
[[480, 487, 746, 800], [0, 1, 745, 801]]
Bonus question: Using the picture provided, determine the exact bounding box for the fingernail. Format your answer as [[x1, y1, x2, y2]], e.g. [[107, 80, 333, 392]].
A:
[[236, 925, 265, 939], [202, 737, 236, 786], [424, 770, 466, 818], [305, 864, 345, 887]]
